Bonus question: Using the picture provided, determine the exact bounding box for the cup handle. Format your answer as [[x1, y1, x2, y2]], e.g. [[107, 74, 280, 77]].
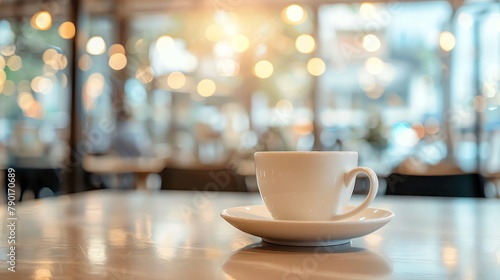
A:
[[332, 167, 379, 220]]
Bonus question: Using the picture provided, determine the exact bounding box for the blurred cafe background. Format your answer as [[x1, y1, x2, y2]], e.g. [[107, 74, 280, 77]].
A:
[[0, 0, 499, 200]]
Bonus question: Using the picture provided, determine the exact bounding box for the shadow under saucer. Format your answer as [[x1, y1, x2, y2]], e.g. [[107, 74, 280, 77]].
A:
[[223, 242, 393, 280]]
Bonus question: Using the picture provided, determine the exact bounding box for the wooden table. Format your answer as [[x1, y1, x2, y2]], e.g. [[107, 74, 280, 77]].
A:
[[0, 190, 499, 279]]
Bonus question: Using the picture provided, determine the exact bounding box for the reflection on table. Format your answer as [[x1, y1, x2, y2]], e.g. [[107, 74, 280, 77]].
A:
[[0, 190, 499, 279]]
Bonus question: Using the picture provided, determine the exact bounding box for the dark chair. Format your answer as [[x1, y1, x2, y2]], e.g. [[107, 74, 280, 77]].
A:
[[160, 167, 247, 192], [385, 173, 485, 197], [4, 167, 62, 201]]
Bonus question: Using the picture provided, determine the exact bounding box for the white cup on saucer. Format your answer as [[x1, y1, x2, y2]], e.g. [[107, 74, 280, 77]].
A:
[[254, 151, 378, 221]]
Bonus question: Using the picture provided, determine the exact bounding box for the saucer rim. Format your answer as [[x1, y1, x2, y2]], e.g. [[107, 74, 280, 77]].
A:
[[220, 205, 395, 225]]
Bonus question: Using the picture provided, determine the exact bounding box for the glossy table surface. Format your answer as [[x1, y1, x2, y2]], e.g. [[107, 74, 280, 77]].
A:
[[1, 190, 499, 279]]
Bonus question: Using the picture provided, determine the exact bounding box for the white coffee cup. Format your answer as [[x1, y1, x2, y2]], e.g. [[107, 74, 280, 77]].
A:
[[254, 151, 378, 221]]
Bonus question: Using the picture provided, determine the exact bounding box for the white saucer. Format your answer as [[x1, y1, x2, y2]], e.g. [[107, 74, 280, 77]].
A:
[[221, 205, 394, 246]]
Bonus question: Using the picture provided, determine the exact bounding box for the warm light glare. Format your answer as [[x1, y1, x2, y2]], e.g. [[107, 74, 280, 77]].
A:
[[43, 49, 58, 64], [365, 85, 385, 99], [31, 76, 43, 92], [295, 34, 316, 54], [58, 22, 75, 39], [307, 57, 326, 76], [109, 53, 127, 70], [412, 122, 425, 139], [213, 41, 234, 58], [0, 70, 5, 85], [86, 36, 106, 55], [167, 72, 186, 89], [135, 67, 154, 84], [283, 5, 306, 25], [442, 246, 458, 267], [2, 80, 15, 95], [39, 78, 52, 94], [365, 57, 384, 75], [253, 60, 274, 79], [31, 11, 52, 30], [439, 31, 455, 52], [7, 55, 22, 71], [18, 92, 35, 110], [78, 55, 92, 71], [293, 121, 314, 136], [216, 59, 240, 77], [362, 34, 381, 52], [0, 46, 15, 56], [61, 74, 68, 88], [0, 56, 5, 69], [231, 35, 250, 53], [156, 36, 175, 51], [359, 3, 377, 20], [197, 79, 216, 97], [43, 49, 67, 70], [275, 99, 294, 114], [205, 25, 224, 42], [85, 73, 105, 98], [108, 44, 125, 56]]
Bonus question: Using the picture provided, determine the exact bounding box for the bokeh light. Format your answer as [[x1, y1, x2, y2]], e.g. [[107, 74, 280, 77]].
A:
[[7, 55, 22, 71], [365, 85, 385, 99], [205, 25, 224, 42], [0, 69, 5, 86], [43, 49, 58, 64], [0, 45, 15, 56], [18, 92, 35, 110], [2, 80, 15, 96], [58, 22, 75, 39], [78, 55, 92, 71], [439, 31, 455, 52], [275, 99, 294, 115], [156, 36, 174, 51], [424, 117, 440, 134], [392, 122, 419, 147], [231, 35, 250, 53], [135, 66, 154, 84], [365, 57, 384, 75], [362, 34, 381, 52], [412, 122, 426, 139], [43, 49, 67, 71], [109, 53, 127, 70], [253, 60, 274, 79], [197, 79, 216, 97], [31, 11, 52, 31], [307, 57, 326, 76], [109, 44, 126, 56], [217, 59, 240, 77], [282, 4, 307, 25], [85, 73, 105, 98], [167, 72, 186, 89], [359, 3, 377, 20], [295, 34, 316, 54], [86, 36, 106, 55], [213, 41, 234, 58], [31, 76, 52, 93], [293, 121, 314, 136]]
